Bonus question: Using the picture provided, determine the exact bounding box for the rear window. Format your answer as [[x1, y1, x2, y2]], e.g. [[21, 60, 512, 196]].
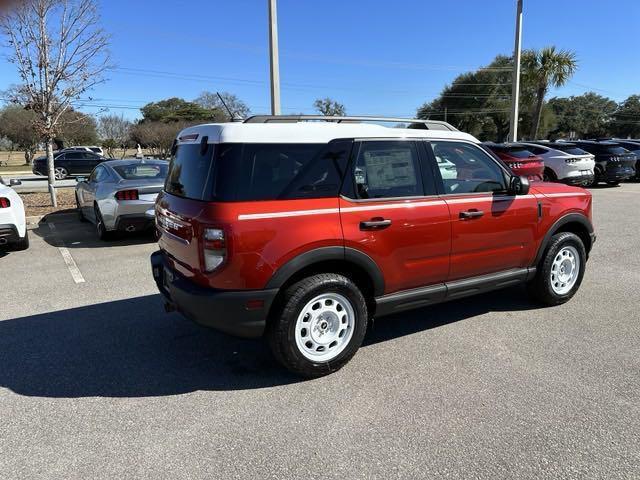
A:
[[502, 147, 535, 158], [165, 142, 351, 201], [114, 163, 168, 180], [553, 145, 589, 155], [599, 145, 629, 155]]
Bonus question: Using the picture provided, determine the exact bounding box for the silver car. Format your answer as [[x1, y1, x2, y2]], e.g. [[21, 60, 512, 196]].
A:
[[75, 159, 168, 240]]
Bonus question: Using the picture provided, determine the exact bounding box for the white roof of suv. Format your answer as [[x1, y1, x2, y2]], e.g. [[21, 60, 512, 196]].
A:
[[176, 117, 480, 146]]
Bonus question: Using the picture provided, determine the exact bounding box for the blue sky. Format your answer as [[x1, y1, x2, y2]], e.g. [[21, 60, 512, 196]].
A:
[[1, 0, 639, 120]]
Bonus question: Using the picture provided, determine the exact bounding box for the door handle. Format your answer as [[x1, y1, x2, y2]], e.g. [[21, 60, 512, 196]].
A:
[[359, 218, 392, 230], [459, 210, 484, 220]]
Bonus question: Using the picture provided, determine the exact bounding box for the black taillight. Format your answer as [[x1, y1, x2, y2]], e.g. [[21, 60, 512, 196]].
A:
[[115, 189, 139, 201], [0, 197, 10, 208]]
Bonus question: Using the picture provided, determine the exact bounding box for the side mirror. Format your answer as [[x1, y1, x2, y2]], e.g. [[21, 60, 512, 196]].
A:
[[9, 179, 22, 186], [76, 176, 87, 183], [509, 175, 530, 195]]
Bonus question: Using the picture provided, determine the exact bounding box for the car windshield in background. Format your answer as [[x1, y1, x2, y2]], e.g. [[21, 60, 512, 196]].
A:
[[113, 163, 168, 180]]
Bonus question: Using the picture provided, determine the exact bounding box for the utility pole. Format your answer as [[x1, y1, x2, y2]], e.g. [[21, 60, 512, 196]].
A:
[[268, 0, 281, 115], [508, 0, 523, 142]]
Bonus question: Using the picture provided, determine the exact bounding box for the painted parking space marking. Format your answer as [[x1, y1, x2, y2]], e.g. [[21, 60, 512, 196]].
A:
[[48, 222, 86, 284]]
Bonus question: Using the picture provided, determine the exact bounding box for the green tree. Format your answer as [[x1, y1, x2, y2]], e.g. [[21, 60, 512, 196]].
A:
[[547, 93, 617, 138], [522, 46, 578, 139], [140, 97, 223, 123], [0, 105, 40, 164], [611, 95, 640, 138], [59, 110, 98, 146], [194, 91, 250, 120], [417, 55, 518, 141], [313, 98, 346, 116]]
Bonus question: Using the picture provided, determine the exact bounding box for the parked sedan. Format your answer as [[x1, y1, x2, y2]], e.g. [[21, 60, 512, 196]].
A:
[[521, 142, 595, 186], [482, 143, 544, 181], [571, 140, 636, 186], [75, 159, 168, 240], [32, 150, 107, 180]]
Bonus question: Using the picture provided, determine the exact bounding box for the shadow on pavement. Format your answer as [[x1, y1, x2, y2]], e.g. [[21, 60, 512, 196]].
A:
[[31, 213, 157, 249], [0, 287, 541, 398]]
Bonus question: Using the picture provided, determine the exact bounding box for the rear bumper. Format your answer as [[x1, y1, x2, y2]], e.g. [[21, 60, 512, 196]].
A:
[[115, 213, 155, 232], [150, 251, 278, 338], [0, 224, 20, 244], [563, 171, 594, 186], [599, 163, 635, 181]]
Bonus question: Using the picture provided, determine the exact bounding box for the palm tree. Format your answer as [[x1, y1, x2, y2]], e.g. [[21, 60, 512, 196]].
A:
[[522, 46, 578, 139]]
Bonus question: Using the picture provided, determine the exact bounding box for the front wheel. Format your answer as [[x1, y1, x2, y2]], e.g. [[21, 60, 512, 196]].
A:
[[267, 273, 368, 378], [528, 232, 586, 306]]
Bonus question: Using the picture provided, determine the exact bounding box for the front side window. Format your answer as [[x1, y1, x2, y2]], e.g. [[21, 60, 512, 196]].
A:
[[431, 141, 507, 194], [352, 141, 423, 199]]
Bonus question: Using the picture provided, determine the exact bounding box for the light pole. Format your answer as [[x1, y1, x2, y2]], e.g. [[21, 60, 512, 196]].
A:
[[268, 0, 281, 115], [509, 0, 523, 142]]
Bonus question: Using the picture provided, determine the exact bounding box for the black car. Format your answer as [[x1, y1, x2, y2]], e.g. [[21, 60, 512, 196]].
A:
[[571, 140, 636, 186], [598, 139, 640, 181], [32, 151, 107, 180]]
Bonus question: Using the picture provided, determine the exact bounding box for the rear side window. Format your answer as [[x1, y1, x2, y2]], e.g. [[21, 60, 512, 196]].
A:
[[236, 142, 350, 201], [165, 142, 351, 202], [165, 144, 216, 200]]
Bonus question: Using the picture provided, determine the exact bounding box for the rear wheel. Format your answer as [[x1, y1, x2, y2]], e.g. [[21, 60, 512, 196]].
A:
[[76, 194, 87, 222], [543, 168, 557, 182], [528, 232, 586, 306], [54, 167, 68, 180], [267, 273, 368, 378], [94, 205, 112, 241], [12, 230, 29, 251]]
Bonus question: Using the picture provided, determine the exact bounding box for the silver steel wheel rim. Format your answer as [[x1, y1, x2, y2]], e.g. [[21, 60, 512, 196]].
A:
[[294, 292, 355, 362], [550, 246, 580, 295], [54, 167, 66, 180]]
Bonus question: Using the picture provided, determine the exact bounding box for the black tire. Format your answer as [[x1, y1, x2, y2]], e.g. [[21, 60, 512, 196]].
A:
[[12, 230, 29, 251], [94, 205, 111, 241], [528, 232, 586, 306], [543, 168, 557, 182], [76, 194, 87, 222], [266, 273, 368, 378]]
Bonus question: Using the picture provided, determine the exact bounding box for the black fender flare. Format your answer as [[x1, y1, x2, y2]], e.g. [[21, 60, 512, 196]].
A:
[[534, 213, 594, 265], [265, 246, 385, 296]]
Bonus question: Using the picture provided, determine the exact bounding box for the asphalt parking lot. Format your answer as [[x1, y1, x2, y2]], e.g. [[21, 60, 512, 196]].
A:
[[1, 185, 639, 479]]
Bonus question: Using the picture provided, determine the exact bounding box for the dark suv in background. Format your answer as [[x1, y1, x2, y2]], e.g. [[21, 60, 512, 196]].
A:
[[572, 140, 636, 186], [32, 150, 107, 180], [599, 139, 640, 181]]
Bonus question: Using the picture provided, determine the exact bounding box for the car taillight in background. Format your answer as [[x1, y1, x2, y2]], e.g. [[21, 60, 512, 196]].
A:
[[506, 162, 524, 169], [0, 197, 10, 208], [115, 189, 139, 200], [203, 228, 226, 272]]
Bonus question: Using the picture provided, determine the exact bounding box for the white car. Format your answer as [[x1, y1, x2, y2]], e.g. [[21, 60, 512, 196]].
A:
[[523, 142, 595, 186], [0, 177, 28, 250]]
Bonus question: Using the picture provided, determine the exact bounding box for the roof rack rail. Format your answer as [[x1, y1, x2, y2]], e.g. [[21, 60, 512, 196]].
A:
[[243, 115, 458, 131]]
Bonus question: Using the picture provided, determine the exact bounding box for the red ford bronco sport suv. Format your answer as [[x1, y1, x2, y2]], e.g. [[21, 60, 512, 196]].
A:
[[151, 115, 595, 378]]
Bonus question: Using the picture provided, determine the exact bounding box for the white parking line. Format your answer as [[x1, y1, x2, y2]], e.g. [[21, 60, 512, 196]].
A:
[[48, 223, 86, 284]]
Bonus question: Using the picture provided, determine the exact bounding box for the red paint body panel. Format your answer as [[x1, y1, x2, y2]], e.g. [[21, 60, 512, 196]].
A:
[[157, 182, 592, 296], [444, 193, 539, 280], [339, 196, 451, 294], [493, 151, 545, 182]]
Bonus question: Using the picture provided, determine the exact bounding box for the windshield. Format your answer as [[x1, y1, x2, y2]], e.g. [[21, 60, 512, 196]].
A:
[[113, 163, 168, 180]]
